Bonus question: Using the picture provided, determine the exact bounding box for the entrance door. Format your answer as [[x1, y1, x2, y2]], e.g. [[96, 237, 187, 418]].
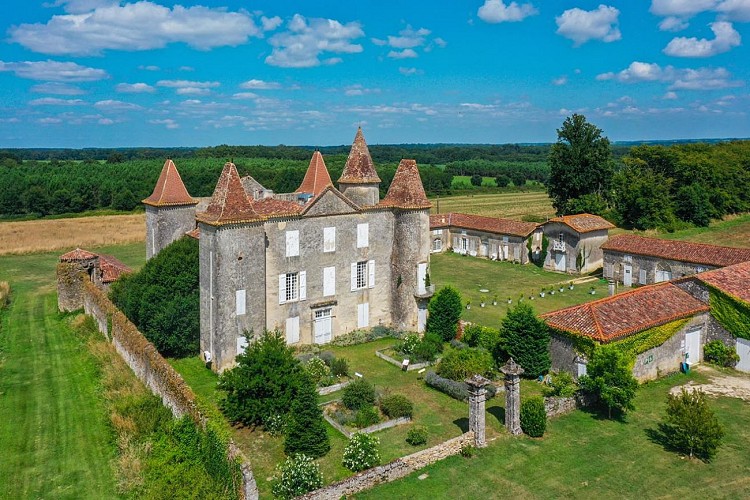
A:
[[623, 264, 633, 286], [314, 308, 332, 344], [417, 262, 428, 295], [684, 328, 701, 366], [736, 338, 750, 372], [655, 269, 673, 283], [555, 252, 566, 272], [418, 304, 427, 333]]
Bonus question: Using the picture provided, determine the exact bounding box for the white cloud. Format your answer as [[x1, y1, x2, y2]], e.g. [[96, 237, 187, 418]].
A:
[[157, 80, 220, 89], [179, 66, 194, 72], [552, 75, 568, 86], [399, 67, 423, 76], [176, 87, 211, 95], [388, 49, 418, 59], [0, 60, 107, 81], [434, 37, 448, 48], [39, 117, 63, 124], [232, 92, 259, 100], [663, 21, 741, 57], [597, 61, 665, 82], [240, 79, 281, 90], [150, 118, 179, 129], [651, 1, 750, 30], [10, 2, 261, 56], [261, 15, 283, 32], [659, 16, 689, 31], [663, 91, 679, 99], [387, 26, 431, 49], [98, 118, 114, 125], [597, 61, 743, 90], [265, 14, 364, 68], [139, 65, 160, 71], [51, 0, 119, 14], [94, 99, 142, 110], [650, 0, 719, 17], [716, 0, 750, 22], [29, 97, 85, 106], [115, 82, 154, 93], [555, 5, 621, 46], [477, 0, 538, 23], [30, 82, 85, 95], [344, 84, 381, 96]]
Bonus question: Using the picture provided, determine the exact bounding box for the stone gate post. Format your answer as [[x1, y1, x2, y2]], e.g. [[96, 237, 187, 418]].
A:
[[466, 374, 490, 447], [500, 358, 524, 435]]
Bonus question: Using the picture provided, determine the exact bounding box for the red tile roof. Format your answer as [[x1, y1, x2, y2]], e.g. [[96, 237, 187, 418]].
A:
[[380, 159, 431, 209], [143, 159, 196, 207], [98, 254, 131, 283], [541, 282, 709, 342], [602, 234, 750, 268], [697, 260, 750, 304], [186, 227, 200, 240], [430, 213, 539, 238], [338, 127, 381, 184], [253, 198, 303, 217], [548, 213, 615, 233], [196, 162, 262, 226], [59, 247, 97, 261], [296, 151, 333, 196]]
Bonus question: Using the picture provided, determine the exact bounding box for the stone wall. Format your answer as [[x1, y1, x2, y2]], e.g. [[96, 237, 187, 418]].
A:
[[603, 251, 717, 286], [544, 396, 578, 418], [57, 262, 85, 312], [631, 314, 708, 381], [549, 333, 579, 377], [145, 204, 198, 259], [299, 432, 475, 499]]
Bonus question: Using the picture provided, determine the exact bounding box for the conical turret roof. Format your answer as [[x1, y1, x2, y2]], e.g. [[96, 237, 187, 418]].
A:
[[338, 127, 381, 184], [143, 159, 196, 207], [381, 159, 431, 209], [296, 150, 333, 196], [196, 162, 262, 226]]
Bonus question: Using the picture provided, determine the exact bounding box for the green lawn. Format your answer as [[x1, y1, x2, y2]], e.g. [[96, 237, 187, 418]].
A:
[[357, 370, 750, 499], [430, 252, 612, 326], [0, 242, 144, 499]]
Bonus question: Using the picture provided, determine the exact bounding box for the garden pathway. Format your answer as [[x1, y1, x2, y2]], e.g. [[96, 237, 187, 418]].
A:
[[670, 366, 750, 402]]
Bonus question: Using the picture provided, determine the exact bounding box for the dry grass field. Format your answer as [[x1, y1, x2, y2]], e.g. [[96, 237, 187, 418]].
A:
[[431, 190, 555, 220], [0, 213, 145, 256]]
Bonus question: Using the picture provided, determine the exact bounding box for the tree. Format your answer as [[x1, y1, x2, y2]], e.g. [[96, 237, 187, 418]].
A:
[[218, 330, 305, 427], [675, 183, 712, 227], [470, 174, 483, 186], [548, 114, 614, 215], [426, 285, 462, 342], [611, 164, 677, 230], [284, 375, 331, 458], [495, 174, 510, 188], [658, 388, 724, 461], [500, 303, 550, 378], [579, 346, 638, 419], [510, 170, 526, 188]]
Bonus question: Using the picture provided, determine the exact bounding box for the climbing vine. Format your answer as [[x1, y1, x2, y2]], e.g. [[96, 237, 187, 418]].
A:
[[708, 286, 750, 340]]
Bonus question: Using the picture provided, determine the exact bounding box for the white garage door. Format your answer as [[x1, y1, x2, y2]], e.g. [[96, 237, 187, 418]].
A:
[[685, 328, 701, 366], [655, 270, 672, 283], [736, 338, 750, 372], [555, 252, 566, 272]]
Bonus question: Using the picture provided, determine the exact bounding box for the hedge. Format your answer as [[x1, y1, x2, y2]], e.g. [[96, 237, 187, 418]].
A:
[[424, 371, 497, 402]]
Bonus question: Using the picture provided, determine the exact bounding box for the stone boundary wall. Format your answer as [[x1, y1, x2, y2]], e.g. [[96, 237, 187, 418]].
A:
[[375, 348, 439, 371], [300, 432, 475, 499], [317, 380, 351, 396], [543, 396, 578, 418]]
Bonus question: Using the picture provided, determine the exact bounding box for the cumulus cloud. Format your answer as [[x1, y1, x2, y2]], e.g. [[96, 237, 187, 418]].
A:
[[386, 26, 431, 48], [265, 14, 364, 68], [596, 61, 743, 90], [555, 5, 622, 46], [716, 0, 750, 22], [115, 82, 154, 93], [94, 99, 142, 110], [388, 49, 418, 59], [39, 117, 64, 124], [399, 67, 423, 76], [139, 65, 160, 71], [29, 97, 85, 106], [659, 16, 689, 31], [10, 2, 262, 56], [157, 80, 220, 89], [477, 0, 538, 23], [663, 91, 679, 99], [651, 0, 750, 30], [150, 118, 179, 129], [240, 79, 281, 90], [650, 0, 719, 18], [0, 60, 108, 81], [344, 84, 381, 96], [30, 82, 85, 95], [260, 15, 283, 32], [663, 21, 741, 57], [232, 92, 259, 100], [373, 25, 444, 59]]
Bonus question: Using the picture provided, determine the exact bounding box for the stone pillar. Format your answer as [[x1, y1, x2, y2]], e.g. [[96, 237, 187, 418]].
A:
[[501, 358, 524, 435], [466, 374, 490, 447]]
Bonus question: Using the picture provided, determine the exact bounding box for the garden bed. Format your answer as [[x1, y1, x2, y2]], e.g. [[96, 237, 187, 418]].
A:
[[375, 347, 440, 371], [321, 400, 411, 438], [318, 379, 352, 395]]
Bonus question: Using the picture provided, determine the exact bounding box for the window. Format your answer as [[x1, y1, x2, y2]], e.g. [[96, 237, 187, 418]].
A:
[[357, 223, 369, 248], [323, 227, 336, 252], [279, 271, 306, 304], [286, 316, 300, 344], [461, 238, 468, 251], [558, 232, 564, 242], [286, 230, 299, 257], [357, 303, 369, 328], [432, 229, 443, 235], [235, 289, 246, 315], [323, 266, 336, 297], [432, 238, 443, 252], [351, 260, 375, 290]]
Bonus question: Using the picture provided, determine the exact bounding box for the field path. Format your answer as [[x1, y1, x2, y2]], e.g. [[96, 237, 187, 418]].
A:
[[671, 366, 750, 402]]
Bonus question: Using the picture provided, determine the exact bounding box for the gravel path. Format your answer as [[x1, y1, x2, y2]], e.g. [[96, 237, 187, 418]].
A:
[[670, 366, 750, 401]]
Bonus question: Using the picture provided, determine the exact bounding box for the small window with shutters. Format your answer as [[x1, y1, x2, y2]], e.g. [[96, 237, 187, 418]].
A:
[[286, 230, 300, 257], [323, 227, 336, 253], [357, 223, 369, 248], [323, 266, 336, 297], [351, 261, 374, 290], [279, 272, 305, 304]]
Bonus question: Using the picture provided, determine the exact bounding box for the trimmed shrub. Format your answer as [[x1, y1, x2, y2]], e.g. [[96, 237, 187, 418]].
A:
[[412, 332, 444, 362], [703, 340, 739, 367], [462, 324, 501, 352], [379, 394, 413, 419], [426, 285, 463, 341], [659, 388, 724, 461], [354, 405, 380, 428], [271, 454, 324, 499], [543, 371, 577, 398], [425, 371, 496, 402], [284, 376, 330, 458], [342, 378, 376, 411], [330, 357, 349, 377], [319, 351, 336, 366], [342, 433, 380, 472], [304, 356, 330, 385], [520, 397, 547, 437], [459, 444, 475, 458], [436, 347, 494, 381], [406, 426, 428, 446], [501, 303, 550, 378]]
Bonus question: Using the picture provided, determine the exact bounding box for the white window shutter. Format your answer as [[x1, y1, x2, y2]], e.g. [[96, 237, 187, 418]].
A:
[[286, 230, 299, 257], [324, 227, 336, 253], [351, 263, 357, 291], [235, 289, 246, 315], [279, 274, 286, 304], [639, 269, 647, 284], [323, 267, 336, 297], [286, 316, 300, 344], [236, 336, 249, 355], [358, 303, 369, 328], [299, 271, 307, 301], [368, 260, 375, 288], [357, 223, 369, 248]]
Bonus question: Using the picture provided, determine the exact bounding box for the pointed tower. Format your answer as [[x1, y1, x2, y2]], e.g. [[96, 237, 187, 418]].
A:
[[385, 160, 433, 332], [143, 159, 198, 259], [296, 150, 333, 199], [338, 127, 381, 207], [197, 162, 267, 372]]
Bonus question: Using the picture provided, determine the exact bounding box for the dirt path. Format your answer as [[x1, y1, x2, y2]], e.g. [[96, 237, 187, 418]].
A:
[[670, 365, 750, 401]]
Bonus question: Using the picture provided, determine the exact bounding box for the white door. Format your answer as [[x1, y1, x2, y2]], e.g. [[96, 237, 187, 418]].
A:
[[655, 270, 672, 283], [417, 262, 428, 295], [555, 252, 566, 272], [736, 338, 750, 372], [576, 361, 587, 378], [418, 304, 427, 333], [314, 308, 332, 344], [685, 328, 701, 366], [623, 264, 632, 287]]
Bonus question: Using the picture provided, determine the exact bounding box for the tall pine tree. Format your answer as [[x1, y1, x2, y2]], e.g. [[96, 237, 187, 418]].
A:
[[284, 375, 331, 458], [500, 303, 550, 378]]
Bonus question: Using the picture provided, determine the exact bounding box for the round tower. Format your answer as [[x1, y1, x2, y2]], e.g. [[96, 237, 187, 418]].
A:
[[337, 127, 381, 207]]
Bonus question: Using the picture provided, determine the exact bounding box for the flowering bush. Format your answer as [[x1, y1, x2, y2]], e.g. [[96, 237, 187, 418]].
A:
[[271, 454, 323, 499], [304, 356, 330, 385], [342, 433, 380, 472], [396, 334, 421, 356]]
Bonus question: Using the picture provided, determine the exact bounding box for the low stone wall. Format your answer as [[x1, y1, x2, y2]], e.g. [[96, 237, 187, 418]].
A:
[[300, 432, 475, 499], [322, 407, 410, 439], [375, 348, 438, 371], [544, 396, 578, 418], [317, 380, 351, 396]]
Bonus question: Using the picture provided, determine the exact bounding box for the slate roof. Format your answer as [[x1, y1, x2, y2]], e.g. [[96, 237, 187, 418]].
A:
[[143, 159, 196, 207], [696, 260, 750, 304], [338, 127, 381, 184], [430, 213, 539, 238], [602, 234, 750, 268], [380, 159, 431, 209], [547, 213, 615, 233], [59, 247, 97, 261], [541, 282, 709, 342], [296, 151, 333, 196], [196, 162, 263, 226], [98, 254, 131, 283]]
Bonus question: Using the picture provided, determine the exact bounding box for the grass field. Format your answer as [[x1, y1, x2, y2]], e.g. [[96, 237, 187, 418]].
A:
[[431, 191, 555, 220]]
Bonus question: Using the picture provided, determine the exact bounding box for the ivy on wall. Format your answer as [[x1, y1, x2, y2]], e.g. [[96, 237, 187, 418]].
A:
[[708, 286, 750, 341]]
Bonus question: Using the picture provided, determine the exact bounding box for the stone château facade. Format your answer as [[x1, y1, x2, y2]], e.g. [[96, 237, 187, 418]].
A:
[[144, 128, 433, 372]]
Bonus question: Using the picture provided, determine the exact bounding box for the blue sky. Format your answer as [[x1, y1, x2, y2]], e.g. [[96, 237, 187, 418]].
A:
[[1, 0, 749, 147]]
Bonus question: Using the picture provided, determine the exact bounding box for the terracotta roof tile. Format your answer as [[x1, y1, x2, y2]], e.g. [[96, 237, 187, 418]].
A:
[[338, 127, 381, 184], [380, 159, 431, 209], [98, 254, 131, 283], [602, 234, 750, 268], [186, 227, 200, 240], [430, 213, 539, 238], [60, 247, 97, 261], [697, 260, 750, 304], [296, 151, 333, 196], [143, 159, 196, 207], [253, 198, 303, 217], [196, 162, 262, 226], [548, 213, 615, 233], [541, 282, 709, 342]]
